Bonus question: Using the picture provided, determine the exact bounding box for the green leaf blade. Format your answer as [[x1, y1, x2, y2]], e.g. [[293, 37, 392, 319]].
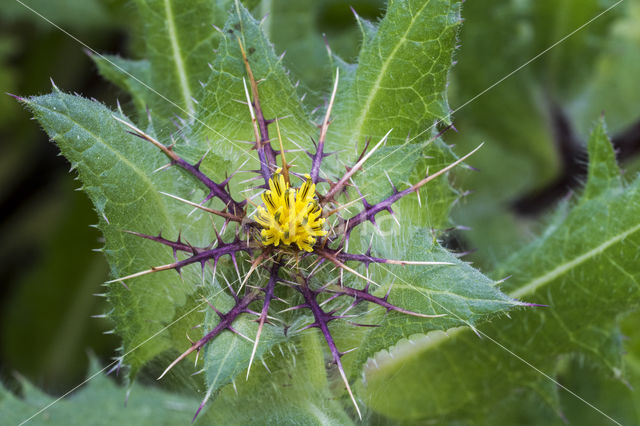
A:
[[332, 0, 462, 151], [350, 227, 521, 374], [582, 117, 621, 200], [362, 122, 640, 423], [135, 0, 231, 123], [91, 53, 152, 122], [192, 1, 315, 175], [204, 333, 354, 425], [22, 90, 214, 380], [1, 362, 198, 426], [200, 289, 289, 397]]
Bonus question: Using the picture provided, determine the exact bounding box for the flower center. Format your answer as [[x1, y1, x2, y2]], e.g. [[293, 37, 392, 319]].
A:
[[255, 170, 327, 252]]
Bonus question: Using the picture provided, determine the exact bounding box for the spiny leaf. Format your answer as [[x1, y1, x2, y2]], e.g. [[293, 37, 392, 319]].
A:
[[134, 0, 232, 124], [90, 54, 152, 121], [362, 120, 640, 423], [448, 0, 634, 269], [0, 361, 198, 426], [349, 226, 521, 373], [352, 137, 459, 231], [582, 117, 620, 200], [353, 11, 379, 56], [20, 91, 219, 380], [19, 0, 490, 421], [331, 0, 462, 152], [200, 284, 289, 398], [204, 333, 354, 425], [192, 0, 315, 175]]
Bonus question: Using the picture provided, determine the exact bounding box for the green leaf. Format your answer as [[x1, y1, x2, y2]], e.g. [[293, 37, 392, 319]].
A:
[[134, 0, 231, 122], [2, 0, 113, 31], [555, 354, 639, 425], [486, 313, 640, 425], [447, 0, 635, 270], [202, 332, 354, 425], [200, 284, 289, 396], [350, 227, 523, 373], [362, 121, 640, 422], [17, 0, 523, 421], [192, 0, 315, 174], [1, 362, 198, 426], [528, 0, 622, 101], [91, 53, 152, 122], [582, 117, 620, 200], [353, 10, 378, 55], [266, 0, 332, 100], [331, 0, 462, 151], [265, 0, 385, 101], [354, 137, 461, 231], [327, 0, 465, 244], [21, 90, 217, 380]]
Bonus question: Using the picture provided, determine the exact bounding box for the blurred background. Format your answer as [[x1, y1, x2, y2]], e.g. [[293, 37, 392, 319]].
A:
[[0, 0, 130, 396], [1, 0, 639, 418]]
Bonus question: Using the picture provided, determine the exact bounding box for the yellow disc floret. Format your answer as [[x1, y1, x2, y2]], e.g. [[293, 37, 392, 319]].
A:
[[255, 170, 327, 252]]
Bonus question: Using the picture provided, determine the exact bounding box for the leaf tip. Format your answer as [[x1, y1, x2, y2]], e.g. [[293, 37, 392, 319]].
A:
[[49, 77, 61, 91], [6, 92, 26, 103]]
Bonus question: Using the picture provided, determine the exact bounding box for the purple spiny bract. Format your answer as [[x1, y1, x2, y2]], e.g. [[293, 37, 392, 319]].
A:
[[108, 42, 478, 420]]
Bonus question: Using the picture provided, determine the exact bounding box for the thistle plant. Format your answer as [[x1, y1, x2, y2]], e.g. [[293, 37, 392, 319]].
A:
[[12, 0, 640, 424], [104, 52, 488, 417], [9, 1, 538, 420]]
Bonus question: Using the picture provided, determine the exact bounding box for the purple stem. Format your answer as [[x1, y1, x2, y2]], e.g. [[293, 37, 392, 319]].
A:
[[164, 289, 262, 422], [342, 124, 458, 234], [297, 280, 346, 372], [185, 264, 280, 422], [309, 140, 329, 184], [344, 186, 410, 236], [296, 276, 362, 418], [125, 129, 245, 215], [160, 240, 251, 275], [260, 262, 280, 320], [326, 285, 429, 318], [166, 152, 246, 216], [198, 292, 257, 350], [161, 291, 260, 386], [319, 248, 392, 266], [255, 116, 279, 185], [239, 42, 279, 185], [124, 231, 197, 255]]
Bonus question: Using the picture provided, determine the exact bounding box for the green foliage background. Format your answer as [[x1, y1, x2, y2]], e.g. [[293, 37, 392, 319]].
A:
[[2, 0, 639, 424]]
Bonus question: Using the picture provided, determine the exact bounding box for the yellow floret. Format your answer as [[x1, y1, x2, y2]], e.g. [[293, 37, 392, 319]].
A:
[[255, 172, 326, 252]]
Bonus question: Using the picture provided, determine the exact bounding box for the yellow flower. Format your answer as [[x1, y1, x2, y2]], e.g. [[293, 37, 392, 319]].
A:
[[255, 170, 327, 252]]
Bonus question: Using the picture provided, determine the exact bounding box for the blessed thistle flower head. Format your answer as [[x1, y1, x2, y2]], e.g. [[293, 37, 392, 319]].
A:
[[109, 49, 480, 421], [255, 169, 326, 252]]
